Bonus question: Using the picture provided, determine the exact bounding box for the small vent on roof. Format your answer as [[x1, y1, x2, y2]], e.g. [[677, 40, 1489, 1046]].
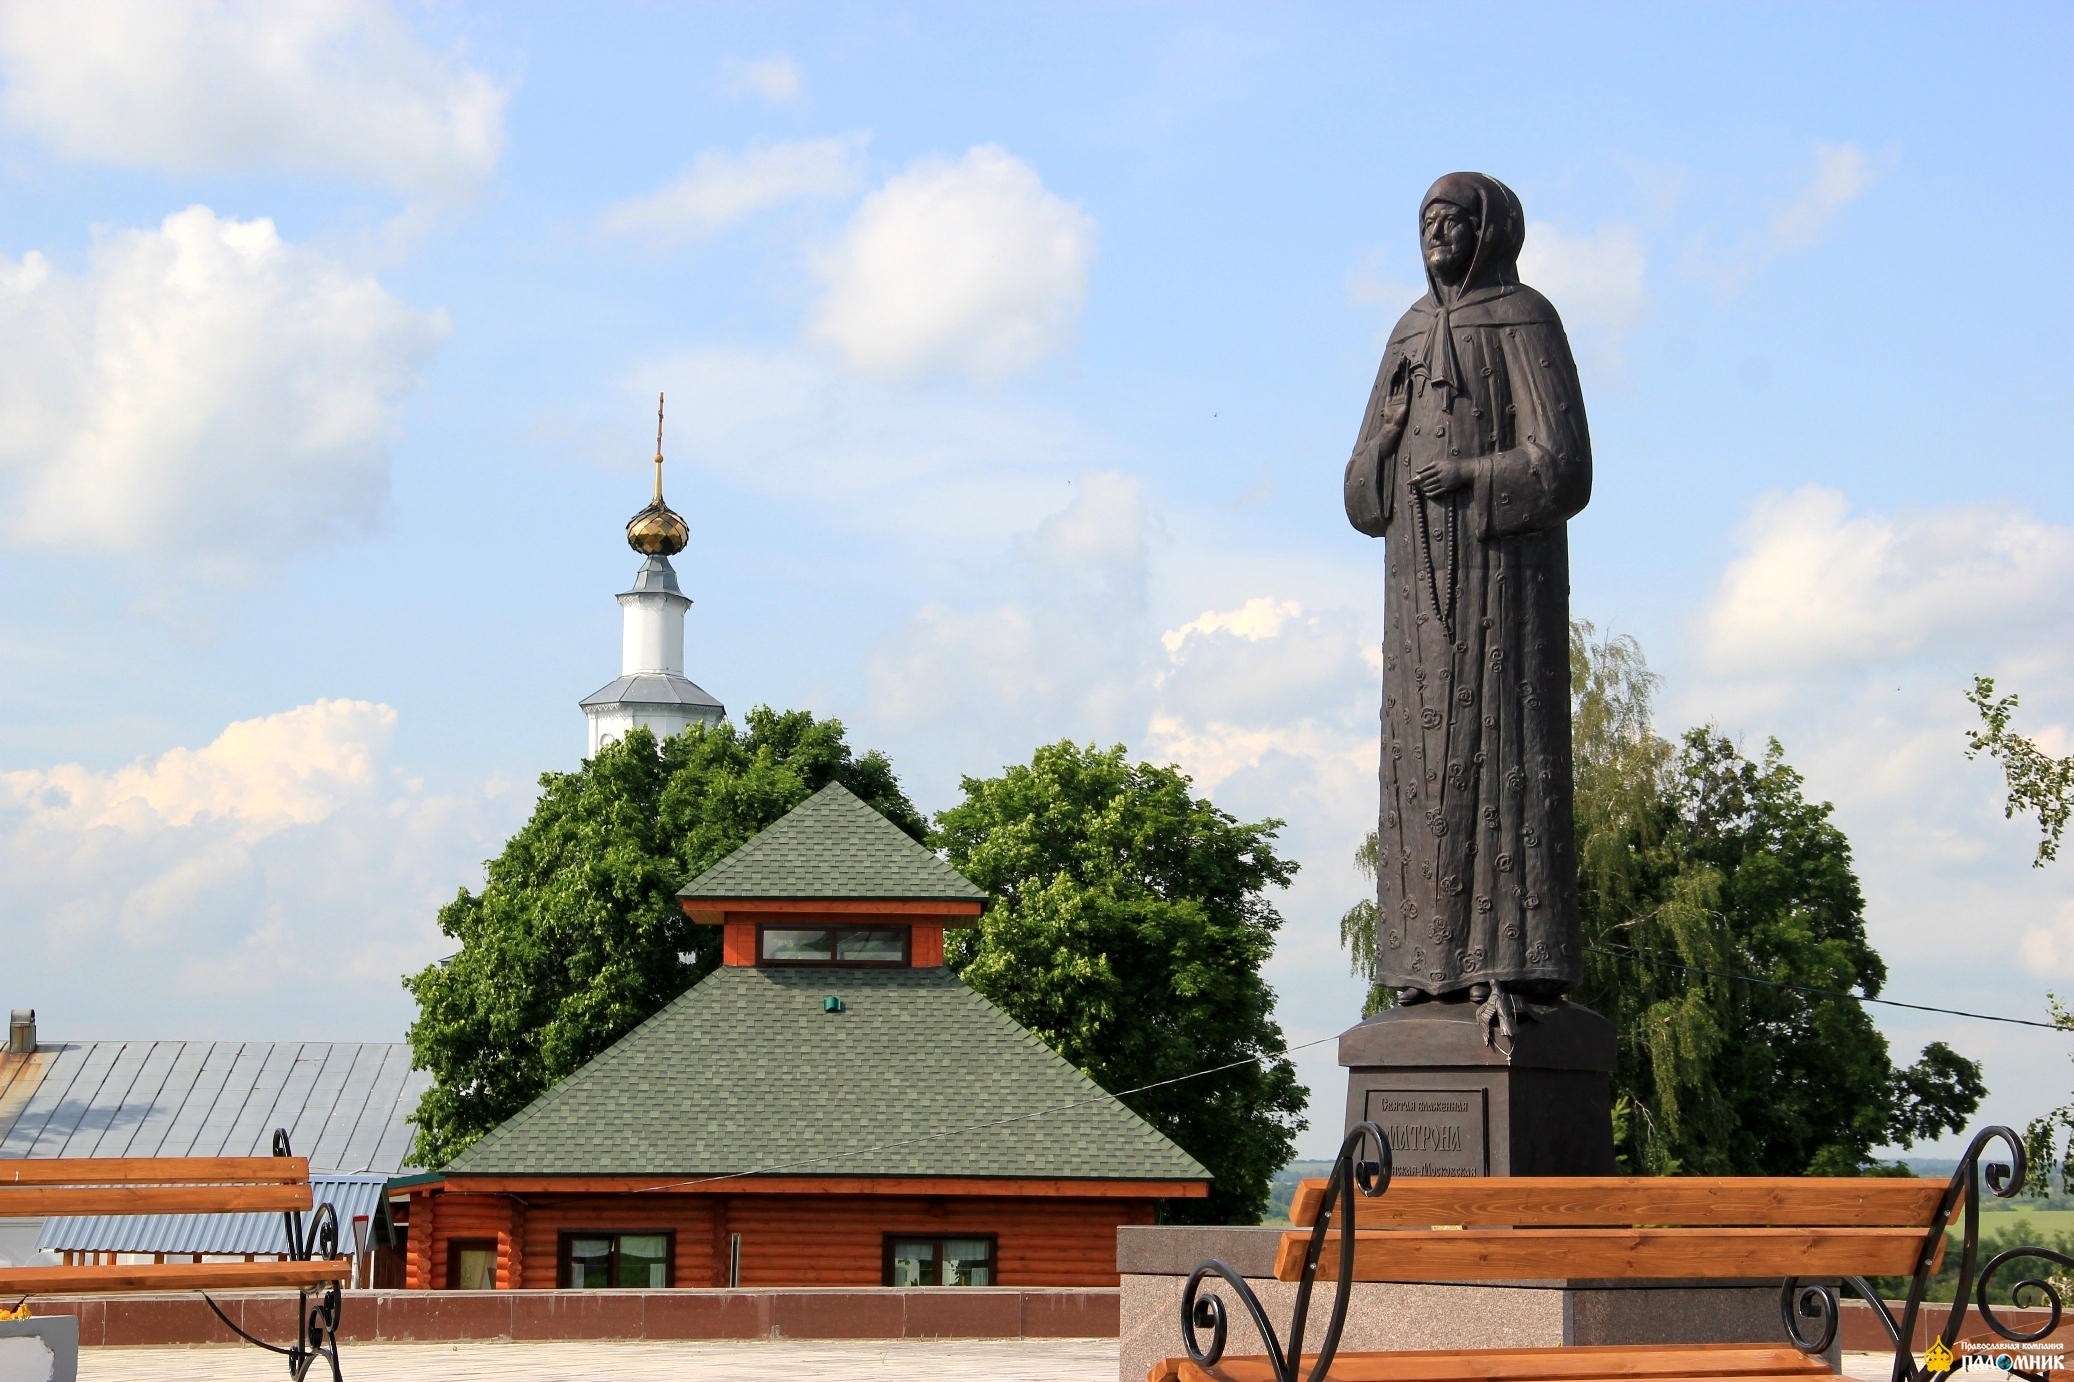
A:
[[7, 1009, 34, 1054]]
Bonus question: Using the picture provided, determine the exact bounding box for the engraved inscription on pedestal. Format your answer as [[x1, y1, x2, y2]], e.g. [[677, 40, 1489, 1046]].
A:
[[1365, 1088, 1488, 1176]]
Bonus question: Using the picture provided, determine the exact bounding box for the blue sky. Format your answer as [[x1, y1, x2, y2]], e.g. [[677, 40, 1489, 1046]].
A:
[[0, 1, 2069, 1162]]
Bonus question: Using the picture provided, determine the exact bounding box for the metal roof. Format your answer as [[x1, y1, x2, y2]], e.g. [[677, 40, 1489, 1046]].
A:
[[625, 554, 685, 596], [36, 1175, 389, 1256], [579, 672, 725, 712], [678, 782, 987, 903], [0, 1041, 427, 1173]]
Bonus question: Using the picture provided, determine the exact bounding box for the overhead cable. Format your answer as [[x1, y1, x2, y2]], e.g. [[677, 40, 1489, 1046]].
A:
[[1588, 943, 2063, 1031]]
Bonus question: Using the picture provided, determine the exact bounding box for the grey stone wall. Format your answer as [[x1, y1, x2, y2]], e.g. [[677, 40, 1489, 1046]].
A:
[[1116, 1226, 1832, 1382]]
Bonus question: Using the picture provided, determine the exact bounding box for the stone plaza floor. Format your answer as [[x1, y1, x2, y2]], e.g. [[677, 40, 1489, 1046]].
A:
[[64, 1336, 1908, 1369], [77, 1337, 1121, 1381], [68, 1340, 1905, 1380]]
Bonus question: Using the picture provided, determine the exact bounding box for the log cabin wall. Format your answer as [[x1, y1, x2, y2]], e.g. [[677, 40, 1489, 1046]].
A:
[[515, 1192, 718, 1288], [417, 1186, 1157, 1289]]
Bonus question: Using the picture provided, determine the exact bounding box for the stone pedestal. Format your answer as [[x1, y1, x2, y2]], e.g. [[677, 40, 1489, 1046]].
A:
[[1340, 998, 1617, 1175], [0, 1313, 78, 1382], [1115, 1227, 1828, 1382]]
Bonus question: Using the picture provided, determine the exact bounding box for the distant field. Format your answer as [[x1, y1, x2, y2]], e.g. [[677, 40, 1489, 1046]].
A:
[[1977, 1204, 2074, 1237]]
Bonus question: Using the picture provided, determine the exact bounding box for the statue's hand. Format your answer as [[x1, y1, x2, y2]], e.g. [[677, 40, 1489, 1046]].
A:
[[1411, 456, 1472, 497]]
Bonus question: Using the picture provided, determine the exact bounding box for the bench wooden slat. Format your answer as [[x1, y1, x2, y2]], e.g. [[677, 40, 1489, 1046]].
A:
[[0, 1260, 347, 1294], [1273, 1226, 1936, 1281], [0, 1185, 314, 1216], [1288, 1176, 1947, 1229], [0, 1157, 311, 1187], [1152, 1343, 1835, 1382]]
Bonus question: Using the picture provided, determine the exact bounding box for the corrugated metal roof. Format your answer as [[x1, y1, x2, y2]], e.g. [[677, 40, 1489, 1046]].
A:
[[0, 1041, 427, 1173], [37, 1176, 389, 1256]]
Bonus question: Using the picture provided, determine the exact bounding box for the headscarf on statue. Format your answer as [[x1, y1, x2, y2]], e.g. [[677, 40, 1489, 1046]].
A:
[[1344, 172, 1566, 536], [1413, 172, 1523, 410]]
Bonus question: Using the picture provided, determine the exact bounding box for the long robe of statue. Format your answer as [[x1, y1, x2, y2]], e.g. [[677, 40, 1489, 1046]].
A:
[[1344, 172, 1591, 1004]]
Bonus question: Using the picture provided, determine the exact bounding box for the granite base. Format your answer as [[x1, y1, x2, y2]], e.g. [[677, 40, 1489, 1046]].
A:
[[1117, 1226, 1835, 1382]]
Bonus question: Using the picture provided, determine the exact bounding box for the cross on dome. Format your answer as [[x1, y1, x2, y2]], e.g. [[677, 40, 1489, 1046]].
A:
[[626, 391, 689, 556]]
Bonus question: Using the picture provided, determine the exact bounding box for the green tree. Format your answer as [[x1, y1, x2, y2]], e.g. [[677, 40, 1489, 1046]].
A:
[[1336, 830, 1391, 1017], [1965, 675, 2074, 867], [404, 709, 922, 1166], [937, 741, 1308, 1224], [1570, 624, 1985, 1173], [1964, 677, 2074, 1193], [1337, 624, 1986, 1175]]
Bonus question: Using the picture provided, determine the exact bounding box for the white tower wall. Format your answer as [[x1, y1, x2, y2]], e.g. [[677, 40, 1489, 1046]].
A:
[[620, 589, 690, 675], [581, 553, 725, 757]]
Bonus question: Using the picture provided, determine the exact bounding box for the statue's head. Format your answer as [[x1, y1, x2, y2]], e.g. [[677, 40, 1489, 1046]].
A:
[[1420, 172, 1525, 296], [1421, 198, 1479, 285]]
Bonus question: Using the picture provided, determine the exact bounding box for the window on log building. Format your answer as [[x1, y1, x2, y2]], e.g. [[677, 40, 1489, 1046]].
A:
[[884, 1234, 995, 1286], [448, 1238, 497, 1290], [558, 1231, 673, 1288]]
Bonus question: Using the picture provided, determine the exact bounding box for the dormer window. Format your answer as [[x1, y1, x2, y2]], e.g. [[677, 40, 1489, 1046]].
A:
[[758, 925, 909, 967]]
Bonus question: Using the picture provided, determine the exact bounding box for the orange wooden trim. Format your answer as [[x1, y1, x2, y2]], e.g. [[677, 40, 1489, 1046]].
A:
[[910, 923, 944, 967], [0, 1156, 311, 1187], [0, 1185, 313, 1216], [684, 899, 983, 918], [1273, 1226, 1930, 1282], [439, 1174, 1208, 1198], [1287, 1175, 1948, 1230], [722, 920, 756, 966], [0, 1260, 348, 1294]]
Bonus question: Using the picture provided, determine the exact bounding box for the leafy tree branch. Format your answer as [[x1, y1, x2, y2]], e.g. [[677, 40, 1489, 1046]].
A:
[[1964, 674, 2074, 867]]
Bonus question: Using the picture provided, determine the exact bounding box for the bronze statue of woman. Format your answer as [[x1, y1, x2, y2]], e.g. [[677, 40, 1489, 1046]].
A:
[[1344, 171, 1591, 1029]]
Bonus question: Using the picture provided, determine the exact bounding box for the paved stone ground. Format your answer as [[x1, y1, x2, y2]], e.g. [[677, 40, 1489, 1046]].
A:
[[78, 1338, 1121, 1381], [69, 1340, 1911, 1381]]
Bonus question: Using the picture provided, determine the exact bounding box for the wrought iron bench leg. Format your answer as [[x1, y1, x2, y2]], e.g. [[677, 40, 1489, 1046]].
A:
[[1782, 1125, 2064, 1382], [1179, 1121, 1390, 1382]]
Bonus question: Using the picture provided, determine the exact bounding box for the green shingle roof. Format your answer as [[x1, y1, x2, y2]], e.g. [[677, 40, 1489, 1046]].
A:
[[677, 781, 987, 904], [446, 966, 1209, 1183]]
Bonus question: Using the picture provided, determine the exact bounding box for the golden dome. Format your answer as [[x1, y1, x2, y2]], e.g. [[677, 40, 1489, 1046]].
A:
[[627, 392, 690, 556], [627, 500, 688, 556]]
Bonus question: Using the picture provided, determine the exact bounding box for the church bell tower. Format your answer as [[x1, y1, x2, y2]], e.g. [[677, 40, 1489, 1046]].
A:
[[580, 396, 725, 755]]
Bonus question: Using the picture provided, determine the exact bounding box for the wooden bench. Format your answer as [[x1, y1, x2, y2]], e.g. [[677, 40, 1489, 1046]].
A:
[[0, 1131, 350, 1380], [1151, 1122, 2060, 1382]]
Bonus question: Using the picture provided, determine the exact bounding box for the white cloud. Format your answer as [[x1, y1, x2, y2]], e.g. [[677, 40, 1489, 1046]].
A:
[[600, 135, 867, 245], [1162, 597, 1304, 654], [1517, 221, 1647, 344], [0, 700, 524, 1036], [0, 206, 448, 576], [1772, 143, 1874, 251], [1688, 143, 1882, 294], [1675, 486, 2074, 1155], [864, 471, 1153, 743], [2019, 902, 2074, 978], [7, 699, 390, 842], [1698, 486, 2074, 675], [810, 144, 1096, 382], [0, 0, 506, 195], [725, 52, 803, 103]]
